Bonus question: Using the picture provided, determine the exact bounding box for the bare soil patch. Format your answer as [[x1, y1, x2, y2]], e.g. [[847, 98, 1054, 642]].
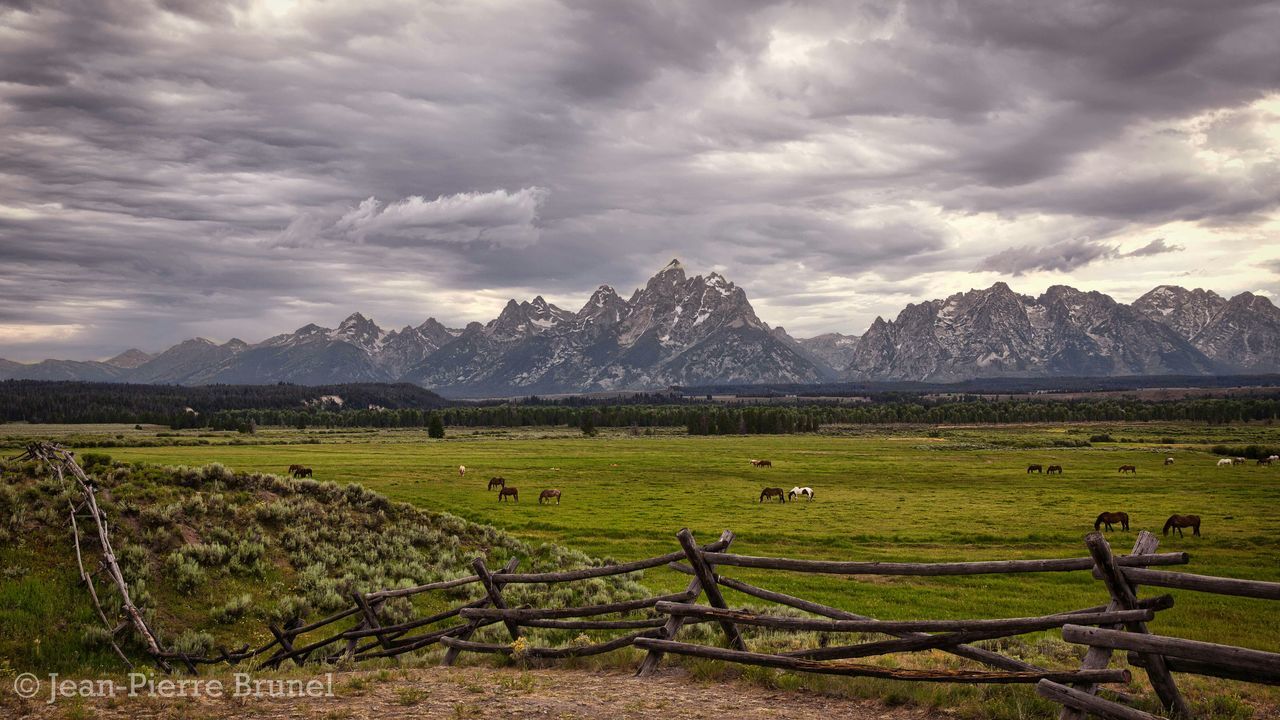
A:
[[6, 666, 947, 720]]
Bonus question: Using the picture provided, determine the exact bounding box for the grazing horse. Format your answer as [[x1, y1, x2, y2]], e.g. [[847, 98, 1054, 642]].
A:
[[287, 464, 305, 476], [1163, 514, 1201, 537], [750, 459, 773, 468], [759, 487, 786, 503], [293, 467, 313, 478], [1094, 511, 1130, 532], [487, 476, 506, 491], [1217, 458, 1234, 467], [1046, 465, 1063, 475], [498, 487, 518, 502], [788, 486, 814, 501], [539, 489, 562, 505], [1232, 457, 1246, 466], [1258, 458, 1272, 466], [1118, 465, 1137, 474], [1269, 455, 1280, 463], [458, 465, 467, 477], [1026, 464, 1043, 474], [1164, 457, 1175, 466]]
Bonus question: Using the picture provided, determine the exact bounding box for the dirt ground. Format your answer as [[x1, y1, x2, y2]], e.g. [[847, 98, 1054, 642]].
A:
[[5, 665, 948, 720]]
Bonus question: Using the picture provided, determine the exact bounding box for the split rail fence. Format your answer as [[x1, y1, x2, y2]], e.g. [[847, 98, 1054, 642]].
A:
[[19, 441, 1280, 719]]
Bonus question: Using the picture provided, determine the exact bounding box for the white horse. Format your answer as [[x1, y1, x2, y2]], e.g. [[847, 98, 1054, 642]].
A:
[[788, 486, 814, 501], [1164, 457, 1174, 465], [1269, 455, 1279, 462], [1216, 458, 1233, 467], [458, 465, 466, 477]]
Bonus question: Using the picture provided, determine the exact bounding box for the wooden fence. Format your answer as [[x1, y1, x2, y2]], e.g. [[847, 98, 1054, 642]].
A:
[[21, 441, 1280, 719]]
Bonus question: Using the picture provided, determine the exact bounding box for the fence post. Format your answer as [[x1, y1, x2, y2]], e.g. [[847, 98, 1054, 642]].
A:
[[637, 529, 738, 676], [352, 592, 396, 657], [1064, 531, 1190, 720], [442, 557, 520, 666]]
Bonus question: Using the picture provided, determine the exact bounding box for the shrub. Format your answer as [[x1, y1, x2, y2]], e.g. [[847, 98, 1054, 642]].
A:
[[212, 594, 254, 624], [165, 553, 205, 594], [1089, 433, 1114, 443], [171, 630, 215, 657]]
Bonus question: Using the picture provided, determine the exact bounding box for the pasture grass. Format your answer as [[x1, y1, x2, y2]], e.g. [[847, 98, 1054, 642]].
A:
[[5, 421, 1278, 717]]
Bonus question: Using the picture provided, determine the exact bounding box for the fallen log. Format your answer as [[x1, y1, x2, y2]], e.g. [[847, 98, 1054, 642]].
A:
[[1037, 680, 1165, 720]]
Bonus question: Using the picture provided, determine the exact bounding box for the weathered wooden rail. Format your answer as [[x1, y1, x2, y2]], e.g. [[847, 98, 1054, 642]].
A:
[[20, 441, 1279, 719]]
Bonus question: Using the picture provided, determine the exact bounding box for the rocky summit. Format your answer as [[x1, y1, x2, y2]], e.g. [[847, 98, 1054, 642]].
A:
[[3, 261, 1278, 394]]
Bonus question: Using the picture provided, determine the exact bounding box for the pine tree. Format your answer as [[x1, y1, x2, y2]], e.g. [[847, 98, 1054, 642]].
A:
[[427, 414, 445, 439]]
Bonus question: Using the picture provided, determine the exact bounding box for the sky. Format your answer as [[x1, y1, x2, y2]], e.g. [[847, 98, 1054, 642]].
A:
[[2, 0, 1279, 361]]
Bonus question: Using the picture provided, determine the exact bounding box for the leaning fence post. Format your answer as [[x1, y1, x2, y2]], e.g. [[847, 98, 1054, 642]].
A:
[[442, 557, 520, 666], [637, 529, 738, 676], [352, 592, 396, 658], [1066, 531, 1190, 720]]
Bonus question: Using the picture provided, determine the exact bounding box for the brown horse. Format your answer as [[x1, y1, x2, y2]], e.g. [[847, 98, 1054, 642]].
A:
[[287, 464, 305, 476], [293, 466, 313, 478], [487, 476, 506, 491], [1258, 458, 1273, 466], [498, 487, 518, 502], [1047, 465, 1063, 475], [759, 487, 786, 503], [1163, 514, 1200, 537], [751, 459, 773, 468], [1027, 464, 1043, 474], [1094, 511, 1130, 532], [539, 489, 561, 505], [1118, 465, 1137, 474]]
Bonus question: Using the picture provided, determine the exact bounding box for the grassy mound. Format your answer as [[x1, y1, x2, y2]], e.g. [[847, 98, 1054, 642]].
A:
[[0, 453, 647, 674]]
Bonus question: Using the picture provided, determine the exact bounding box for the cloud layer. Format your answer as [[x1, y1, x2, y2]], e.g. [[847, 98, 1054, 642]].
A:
[[1, 0, 1278, 359]]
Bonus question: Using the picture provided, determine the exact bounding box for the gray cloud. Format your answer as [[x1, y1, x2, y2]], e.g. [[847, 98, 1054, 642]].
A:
[[0, 0, 1278, 359], [1124, 238, 1185, 258], [978, 237, 1121, 276]]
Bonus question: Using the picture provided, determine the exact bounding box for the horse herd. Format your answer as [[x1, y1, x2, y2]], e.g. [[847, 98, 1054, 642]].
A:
[[1217, 455, 1278, 466], [486, 476, 561, 504], [1092, 511, 1202, 537]]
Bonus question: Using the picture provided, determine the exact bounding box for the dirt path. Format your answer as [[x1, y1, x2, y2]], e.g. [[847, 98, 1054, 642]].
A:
[[7, 666, 947, 720]]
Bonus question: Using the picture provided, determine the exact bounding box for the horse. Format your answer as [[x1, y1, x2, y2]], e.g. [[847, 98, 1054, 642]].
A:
[[1232, 457, 1246, 466], [287, 464, 305, 476], [1094, 511, 1130, 532], [1164, 457, 1175, 466], [1257, 458, 1272, 466], [458, 465, 467, 477], [788, 486, 814, 501], [1217, 458, 1234, 467], [293, 467, 313, 478], [539, 489, 561, 505], [1027, 464, 1043, 474], [1118, 465, 1137, 474], [1046, 465, 1063, 475], [1269, 455, 1280, 462], [751, 459, 773, 468], [487, 476, 506, 491], [1163, 514, 1201, 537], [498, 487, 518, 502], [759, 487, 786, 503]]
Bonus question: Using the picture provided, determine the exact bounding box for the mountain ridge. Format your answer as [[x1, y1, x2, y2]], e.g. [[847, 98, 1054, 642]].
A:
[[3, 261, 1277, 394]]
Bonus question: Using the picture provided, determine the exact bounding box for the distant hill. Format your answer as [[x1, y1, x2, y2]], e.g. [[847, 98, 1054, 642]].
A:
[[0, 381, 448, 425]]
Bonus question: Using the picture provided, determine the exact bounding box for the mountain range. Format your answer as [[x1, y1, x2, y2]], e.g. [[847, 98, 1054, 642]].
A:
[[3, 260, 1278, 396]]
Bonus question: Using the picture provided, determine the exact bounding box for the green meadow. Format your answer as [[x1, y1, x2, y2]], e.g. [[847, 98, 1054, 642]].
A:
[[92, 423, 1280, 657]]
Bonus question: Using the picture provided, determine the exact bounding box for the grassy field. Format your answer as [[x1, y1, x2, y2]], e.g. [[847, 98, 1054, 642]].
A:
[[85, 422, 1280, 659]]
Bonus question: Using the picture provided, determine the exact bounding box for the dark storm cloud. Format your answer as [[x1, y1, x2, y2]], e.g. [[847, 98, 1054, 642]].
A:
[[1, 0, 1278, 359]]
